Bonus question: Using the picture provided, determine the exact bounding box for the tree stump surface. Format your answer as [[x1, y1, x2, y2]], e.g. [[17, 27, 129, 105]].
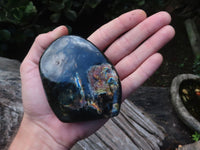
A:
[[177, 141, 200, 150], [0, 57, 165, 150], [72, 100, 165, 150]]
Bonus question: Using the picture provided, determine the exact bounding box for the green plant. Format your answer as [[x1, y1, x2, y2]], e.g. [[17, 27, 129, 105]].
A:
[[0, 0, 102, 60], [192, 132, 200, 142], [0, 0, 37, 25], [193, 55, 200, 76], [41, 0, 102, 23]]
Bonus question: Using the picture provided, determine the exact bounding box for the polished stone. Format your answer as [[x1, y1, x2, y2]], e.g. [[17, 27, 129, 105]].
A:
[[39, 35, 121, 122]]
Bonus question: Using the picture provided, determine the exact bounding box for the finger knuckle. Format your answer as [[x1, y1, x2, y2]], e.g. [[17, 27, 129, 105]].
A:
[[34, 33, 48, 44]]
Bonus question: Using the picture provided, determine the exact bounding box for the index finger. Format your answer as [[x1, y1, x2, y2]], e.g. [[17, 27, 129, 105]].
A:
[[25, 26, 68, 65]]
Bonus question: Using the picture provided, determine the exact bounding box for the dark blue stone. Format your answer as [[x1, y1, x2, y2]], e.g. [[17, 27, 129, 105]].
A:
[[39, 35, 121, 122]]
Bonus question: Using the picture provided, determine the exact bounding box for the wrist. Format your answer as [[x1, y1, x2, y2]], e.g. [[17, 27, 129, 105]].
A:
[[9, 115, 68, 150]]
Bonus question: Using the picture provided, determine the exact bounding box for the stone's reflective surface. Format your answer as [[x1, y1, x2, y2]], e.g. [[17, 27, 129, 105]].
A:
[[39, 35, 121, 122]]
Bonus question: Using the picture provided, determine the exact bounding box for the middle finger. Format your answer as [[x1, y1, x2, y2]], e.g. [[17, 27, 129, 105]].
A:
[[105, 11, 172, 65]]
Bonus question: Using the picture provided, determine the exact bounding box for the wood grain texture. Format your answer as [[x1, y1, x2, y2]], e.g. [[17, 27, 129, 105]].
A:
[[177, 141, 200, 150], [73, 100, 165, 150]]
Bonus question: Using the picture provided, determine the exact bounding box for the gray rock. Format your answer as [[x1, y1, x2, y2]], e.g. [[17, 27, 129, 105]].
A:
[[0, 57, 21, 72], [170, 74, 200, 132], [0, 57, 23, 150]]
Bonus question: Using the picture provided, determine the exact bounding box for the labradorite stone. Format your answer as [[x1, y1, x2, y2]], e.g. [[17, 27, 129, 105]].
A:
[[39, 35, 121, 122]]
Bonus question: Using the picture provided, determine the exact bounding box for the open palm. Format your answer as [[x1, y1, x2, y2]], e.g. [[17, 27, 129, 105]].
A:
[[19, 10, 175, 149]]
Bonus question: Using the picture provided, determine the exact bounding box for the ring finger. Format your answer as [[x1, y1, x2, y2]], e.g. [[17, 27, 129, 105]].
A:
[[104, 11, 172, 65]]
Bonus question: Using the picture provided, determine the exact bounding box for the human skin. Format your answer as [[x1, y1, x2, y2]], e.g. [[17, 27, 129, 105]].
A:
[[9, 9, 175, 150]]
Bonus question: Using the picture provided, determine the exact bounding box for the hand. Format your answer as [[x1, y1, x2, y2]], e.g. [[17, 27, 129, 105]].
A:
[[10, 10, 175, 149]]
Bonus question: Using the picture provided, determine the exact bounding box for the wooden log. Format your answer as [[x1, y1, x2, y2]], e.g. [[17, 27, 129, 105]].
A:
[[177, 141, 200, 150], [73, 100, 165, 150]]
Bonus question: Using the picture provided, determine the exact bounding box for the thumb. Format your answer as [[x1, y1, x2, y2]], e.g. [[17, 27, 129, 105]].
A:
[[25, 26, 68, 65]]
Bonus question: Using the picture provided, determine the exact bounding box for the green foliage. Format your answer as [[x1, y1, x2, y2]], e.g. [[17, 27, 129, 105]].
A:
[[1, 0, 198, 60], [0, 0, 102, 59], [193, 55, 200, 76], [192, 132, 200, 142], [0, 0, 37, 25], [0, 0, 102, 24]]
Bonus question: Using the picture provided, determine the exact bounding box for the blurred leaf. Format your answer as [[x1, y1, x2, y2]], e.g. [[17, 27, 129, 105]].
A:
[[25, 1, 37, 15], [50, 13, 61, 23], [0, 30, 11, 41], [11, 7, 24, 22], [86, 0, 102, 8], [73, 1, 83, 8], [193, 55, 200, 76], [0, 11, 8, 22], [0, 0, 103, 59], [48, 1, 65, 12], [137, 0, 145, 6], [0, 0, 37, 25], [64, 0, 73, 10], [64, 9, 77, 21]]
